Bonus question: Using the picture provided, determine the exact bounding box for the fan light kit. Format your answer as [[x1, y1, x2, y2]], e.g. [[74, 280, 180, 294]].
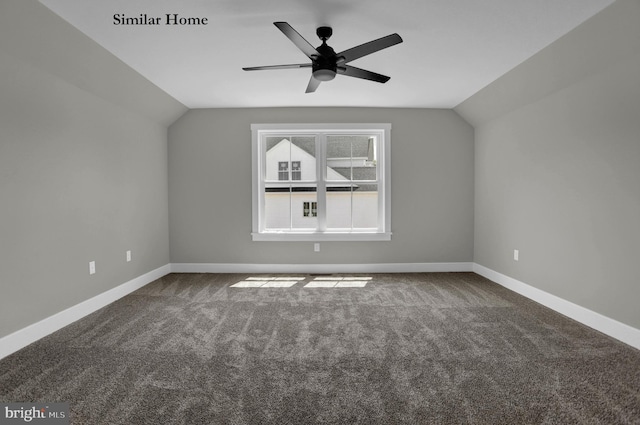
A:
[[243, 22, 403, 93]]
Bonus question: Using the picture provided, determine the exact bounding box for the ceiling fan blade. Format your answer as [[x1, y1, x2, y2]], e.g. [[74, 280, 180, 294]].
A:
[[337, 33, 403, 63], [274, 22, 320, 59], [243, 63, 311, 71], [339, 65, 390, 83], [306, 76, 321, 93]]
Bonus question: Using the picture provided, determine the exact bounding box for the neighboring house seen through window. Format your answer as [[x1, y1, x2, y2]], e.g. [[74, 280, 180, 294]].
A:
[[251, 123, 391, 241]]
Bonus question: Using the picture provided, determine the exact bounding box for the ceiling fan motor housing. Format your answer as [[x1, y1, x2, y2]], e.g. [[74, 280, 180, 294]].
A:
[[312, 43, 338, 81]]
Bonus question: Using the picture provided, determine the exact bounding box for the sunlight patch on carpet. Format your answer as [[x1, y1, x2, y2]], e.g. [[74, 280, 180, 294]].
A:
[[230, 276, 371, 288], [305, 276, 371, 288], [231, 276, 305, 288]]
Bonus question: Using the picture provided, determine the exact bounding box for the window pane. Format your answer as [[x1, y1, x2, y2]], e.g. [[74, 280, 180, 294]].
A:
[[326, 187, 352, 229], [326, 135, 379, 231], [326, 136, 353, 181], [291, 137, 315, 181], [292, 187, 317, 230], [264, 187, 291, 230], [353, 137, 377, 181], [266, 137, 290, 181], [353, 136, 378, 181], [326, 135, 377, 182], [353, 184, 378, 229]]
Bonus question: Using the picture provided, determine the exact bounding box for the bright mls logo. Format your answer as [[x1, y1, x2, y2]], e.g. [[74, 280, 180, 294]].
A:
[[1, 403, 69, 424]]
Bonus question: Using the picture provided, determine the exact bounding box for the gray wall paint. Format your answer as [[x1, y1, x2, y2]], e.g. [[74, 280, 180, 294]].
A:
[[0, 1, 186, 338], [168, 108, 474, 265], [1, 1, 186, 127], [456, 0, 640, 329]]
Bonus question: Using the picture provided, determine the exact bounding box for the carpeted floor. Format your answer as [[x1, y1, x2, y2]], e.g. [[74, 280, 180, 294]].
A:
[[1, 272, 639, 424]]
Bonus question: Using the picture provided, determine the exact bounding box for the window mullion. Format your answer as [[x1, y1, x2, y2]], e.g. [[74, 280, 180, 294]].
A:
[[350, 140, 354, 231], [288, 137, 292, 230], [316, 133, 327, 232]]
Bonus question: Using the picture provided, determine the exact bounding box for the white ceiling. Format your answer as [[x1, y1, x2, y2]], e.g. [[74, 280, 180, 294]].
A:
[[40, 0, 614, 109]]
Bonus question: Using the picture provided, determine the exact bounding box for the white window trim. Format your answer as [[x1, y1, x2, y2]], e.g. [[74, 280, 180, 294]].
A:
[[251, 123, 392, 242]]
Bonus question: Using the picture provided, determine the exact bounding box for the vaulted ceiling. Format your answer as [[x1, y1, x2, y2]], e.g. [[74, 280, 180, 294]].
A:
[[40, 0, 614, 109]]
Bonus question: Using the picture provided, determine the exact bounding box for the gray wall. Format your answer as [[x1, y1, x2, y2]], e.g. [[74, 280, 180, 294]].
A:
[[0, 0, 186, 338], [456, 0, 640, 329], [168, 108, 474, 265]]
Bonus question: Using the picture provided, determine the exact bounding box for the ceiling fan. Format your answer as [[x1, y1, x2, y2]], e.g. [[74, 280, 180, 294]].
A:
[[243, 22, 403, 93]]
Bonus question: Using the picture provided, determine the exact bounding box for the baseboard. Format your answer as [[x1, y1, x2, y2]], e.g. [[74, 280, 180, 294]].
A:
[[473, 263, 640, 350], [4, 262, 635, 360], [170, 262, 474, 274], [0, 264, 172, 361]]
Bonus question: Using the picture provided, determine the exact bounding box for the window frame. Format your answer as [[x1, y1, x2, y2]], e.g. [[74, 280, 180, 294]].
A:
[[251, 123, 392, 242]]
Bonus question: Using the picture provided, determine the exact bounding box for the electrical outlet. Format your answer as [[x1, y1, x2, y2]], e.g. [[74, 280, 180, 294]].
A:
[[89, 261, 96, 275], [126, 250, 132, 262], [314, 243, 320, 252], [513, 249, 519, 261]]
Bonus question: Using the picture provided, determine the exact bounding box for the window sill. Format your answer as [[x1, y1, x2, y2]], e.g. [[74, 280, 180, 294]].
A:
[[251, 232, 392, 242]]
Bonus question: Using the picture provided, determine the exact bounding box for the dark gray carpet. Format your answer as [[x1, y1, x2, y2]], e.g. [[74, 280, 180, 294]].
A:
[[1, 272, 639, 424]]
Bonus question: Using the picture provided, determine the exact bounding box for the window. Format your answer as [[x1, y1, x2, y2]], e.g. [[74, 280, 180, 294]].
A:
[[278, 161, 289, 180], [251, 123, 391, 241], [303, 201, 318, 217], [291, 161, 301, 180]]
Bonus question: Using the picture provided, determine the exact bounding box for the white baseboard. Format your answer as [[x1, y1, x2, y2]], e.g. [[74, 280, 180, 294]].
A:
[[473, 263, 640, 350], [3, 262, 636, 361], [0, 264, 171, 361], [170, 262, 474, 274]]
